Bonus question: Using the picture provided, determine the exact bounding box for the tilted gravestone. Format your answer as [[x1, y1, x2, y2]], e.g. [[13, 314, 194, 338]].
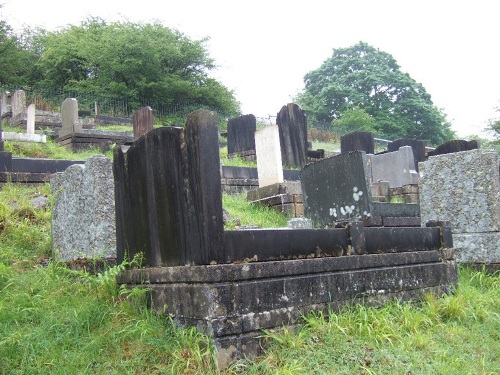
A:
[[276, 103, 308, 168], [114, 109, 224, 267], [255, 124, 284, 188], [427, 139, 479, 157], [341, 131, 374, 154], [59, 98, 81, 138], [51, 155, 116, 261], [227, 114, 256, 155], [368, 146, 419, 188], [387, 138, 427, 171], [133, 106, 153, 138]]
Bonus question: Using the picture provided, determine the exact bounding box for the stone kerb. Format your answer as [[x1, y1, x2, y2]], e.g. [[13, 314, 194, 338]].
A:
[[276, 103, 308, 168], [51, 155, 116, 261], [255, 124, 284, 188], [368, 146, 419, 189]]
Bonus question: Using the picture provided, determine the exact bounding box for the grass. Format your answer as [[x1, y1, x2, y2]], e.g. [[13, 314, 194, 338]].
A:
[[1, 182, 499, 373]]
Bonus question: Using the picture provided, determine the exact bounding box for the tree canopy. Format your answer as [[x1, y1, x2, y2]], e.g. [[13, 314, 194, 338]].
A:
[[297, 41, 454, 145], [0, 16, 240, 117]]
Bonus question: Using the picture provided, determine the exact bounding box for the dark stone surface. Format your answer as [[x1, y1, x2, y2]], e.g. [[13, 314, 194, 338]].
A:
[[387, 138, 427, 171], [11, 157, 85, 173], [0, 151, 12, 172], [95, 115, 133, 125], [371, 202, 420, 217], [113, 110, 224, 267], [276, 103, 308, 168], [364, 227, 441, 253], [58, 133, 134, 152], [227, 114, 256, 154], [133, 106, 153, 138], [427, 139, 479, 157], [426, 220, 454, 248], [301, 152, 373, 226], [341, 131, 374, 154]]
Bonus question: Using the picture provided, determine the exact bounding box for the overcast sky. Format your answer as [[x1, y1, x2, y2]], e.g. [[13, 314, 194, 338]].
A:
[[2, 0, 499, 138]]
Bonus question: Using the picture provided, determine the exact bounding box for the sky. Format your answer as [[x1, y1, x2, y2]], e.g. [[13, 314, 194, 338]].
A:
[[2, 0, 499, 138]]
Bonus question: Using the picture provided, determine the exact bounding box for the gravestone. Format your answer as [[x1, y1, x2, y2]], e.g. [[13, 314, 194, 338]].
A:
[[51, 155, 116, 261], [114, 109, 224, 267], [387, 138, 427, 171], [255, 124, 284, 188], [26, 104, 36, 134], [276, 103, 308, 168], [301, 152, 372, 226], [227, 114, 256, 155], [341, 131, 374, 154], [9, 90, 26, 125], [419, 149, 500, 264], [427, 139, 479, 157], [133, 106, 153, 138], [1, 91, 11, 118], [368, 146, 419, 188], [59, 98, 81, 138]]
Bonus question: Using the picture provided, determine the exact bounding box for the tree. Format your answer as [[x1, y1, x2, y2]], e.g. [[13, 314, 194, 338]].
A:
[[332, 106, 376, 133], [297, 41, 454, 145]]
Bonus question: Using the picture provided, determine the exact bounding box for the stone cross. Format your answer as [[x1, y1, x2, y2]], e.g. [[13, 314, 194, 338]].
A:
[[255, 124, 284, 188]]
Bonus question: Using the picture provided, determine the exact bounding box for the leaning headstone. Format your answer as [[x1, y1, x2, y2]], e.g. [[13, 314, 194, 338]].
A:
[[9, 90, 26, 126], [341, 131, 375, 154], [301, 152, 372, 226], [133, 106, 153, 138], [368, 146, 419, 188], [227, 114, 256, 155], [26, 104, 36, 134], [387, 138, 427, 171], [255, 124, 284, 188], [419, 149, 500, 264], [59, 98, 81, 138], [276, 103, 308, 168], [114, 109, 224, 267], [51, 155, 116, 261], [427, 139, 478, 157]]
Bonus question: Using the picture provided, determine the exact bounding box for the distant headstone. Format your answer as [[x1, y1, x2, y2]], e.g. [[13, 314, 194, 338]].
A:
[[255, 125, 284, 188], [301, 152, 372, 226], [341, 131, 375, 154], [276, 103, 308, 168], [427, 139, 479, 157], [9, 90, 26, 125], [59, 98, 81, 138], [133, 106, 153, 138], [368, 146, 419, 188], [26, 104, 36, 134], [1, 91, 11, 118], [227, 114, 256, 154], [51, 155, 116, 261], [387, 138, 427, 171], [114, 109, 224, 267]]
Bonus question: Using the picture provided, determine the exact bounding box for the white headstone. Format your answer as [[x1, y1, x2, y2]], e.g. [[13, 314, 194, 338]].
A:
[[255, 125, 284, 188], [60, 98, 81, 138], [26, 104, 36, 134]]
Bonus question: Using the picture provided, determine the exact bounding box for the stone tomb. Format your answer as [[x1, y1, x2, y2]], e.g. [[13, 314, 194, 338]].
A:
[[115, 110, 457, 364], [227, 114, 256, 161]]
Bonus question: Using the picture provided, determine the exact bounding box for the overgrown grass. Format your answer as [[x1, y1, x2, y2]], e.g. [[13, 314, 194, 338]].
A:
[[219, 147, 257, 168]]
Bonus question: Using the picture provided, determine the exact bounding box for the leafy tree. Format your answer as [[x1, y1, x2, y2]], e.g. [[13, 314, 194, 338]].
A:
[[332, 106, 376, 133], [297, 41, 454, 145]]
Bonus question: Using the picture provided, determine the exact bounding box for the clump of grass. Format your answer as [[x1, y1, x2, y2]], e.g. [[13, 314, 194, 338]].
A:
[[3, 139, 112, 160]]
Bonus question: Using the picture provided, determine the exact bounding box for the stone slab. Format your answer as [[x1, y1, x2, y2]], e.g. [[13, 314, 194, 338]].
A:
[[2, 132, 46, 143], [246, 181, 302, 201], [368, 146, 418, 188], [452, 232, 500, 264]]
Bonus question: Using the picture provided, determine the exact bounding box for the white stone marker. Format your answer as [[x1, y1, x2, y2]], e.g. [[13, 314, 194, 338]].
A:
[[26, 103, 36, 134], [255, 124, 284, 188]]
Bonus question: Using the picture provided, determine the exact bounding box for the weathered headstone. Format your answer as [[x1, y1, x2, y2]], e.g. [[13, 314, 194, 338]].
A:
[[387, 138, 427, 171], [427, 139, 479, 157], [51, 155, 116, 261], [114, 109, 224, 267], [301, 152, 373, 226], [133, 106, 153, 138], [11, 90, 26, 121], [255, 124, 284, 188], [0, 91, 11, 119], [419, 149, 500, 264], [368, 146, 419, 188], [341, 131, 375, 154], [59, 98, 81, 138], [26, 104, 36, 134], [227, 114, 256, 155], [276, 103, 308, 168]]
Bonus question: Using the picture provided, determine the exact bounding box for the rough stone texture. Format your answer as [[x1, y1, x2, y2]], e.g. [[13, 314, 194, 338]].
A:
[[227, 114, 256, 155], [114, 110, 224, 267], [341, 131, 374, 154], [9, 90, 26, 126], [133, 106, 153, 138], [387, 138, 427, 171], [368, 146, 419, 188], [419, 149, 500, 233], [59, 98, 81, 138], [276, 103, 308, 168], [51, 155, 116, 261], [1, 91, 11, 118], [255, 125, 284, 187], [427, 139, 479, 157], [453, 232, 500, 264]]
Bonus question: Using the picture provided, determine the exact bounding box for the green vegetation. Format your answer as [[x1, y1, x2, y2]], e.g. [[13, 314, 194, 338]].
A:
[[297, 41, 455, 145], [0, 182, 499, 374]]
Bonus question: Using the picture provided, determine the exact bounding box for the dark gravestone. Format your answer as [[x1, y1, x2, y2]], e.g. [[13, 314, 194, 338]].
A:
[[341, 131, 374, 154], [427, 139, 479, 157], [301, 151, 373, 227], [276, 103, 308, 168], [227, 114, 256, 154], [114, 109, 224, 267], [133, 106, 153, 138], [387, 138, 427, 171]]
